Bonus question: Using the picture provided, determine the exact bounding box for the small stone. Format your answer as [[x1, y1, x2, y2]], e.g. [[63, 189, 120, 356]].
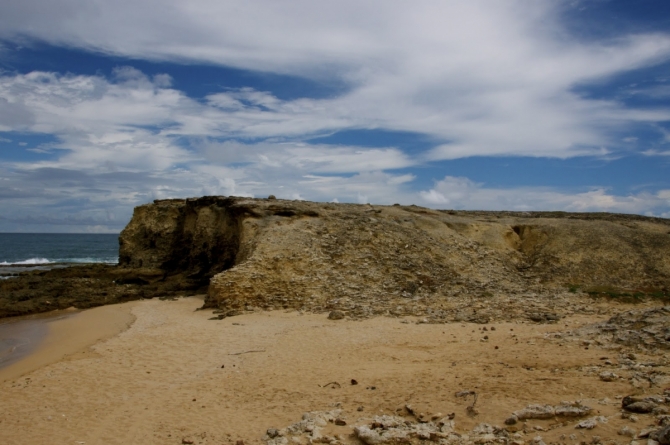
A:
[[576, 416, 607, 430], [514, 404, 555, 420], [182, 439, 194, 445], [555, 404, 592, 417], [599, 371, 618, 382], [267, 428, 280, 438], [626, 402, 658, 414], [334, 418, 346, 426], [328, 311, 345, 320], [653, 425, 670, 445], [505, 416, 519, 425], [627, 414, 639, 423], [357, 406, 364, 412], [638, 428, 655, 439], [618, 426, 637, 437]]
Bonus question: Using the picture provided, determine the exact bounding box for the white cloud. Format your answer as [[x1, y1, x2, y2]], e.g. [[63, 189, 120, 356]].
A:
[[1, 1, 670, 228], [1, 2, 670, 157], [420, 176, 670, 215]]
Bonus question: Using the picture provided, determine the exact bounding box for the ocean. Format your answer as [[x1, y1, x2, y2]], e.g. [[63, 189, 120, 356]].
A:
[[0, 233, 119, 367], [0, 233, 119, 278]]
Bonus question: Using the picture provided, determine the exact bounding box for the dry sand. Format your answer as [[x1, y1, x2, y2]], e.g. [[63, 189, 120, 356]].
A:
[[0, 297, 666, 445]]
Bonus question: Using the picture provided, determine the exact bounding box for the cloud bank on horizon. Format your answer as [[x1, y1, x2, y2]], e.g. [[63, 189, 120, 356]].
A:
[[0, 0, 669, 232]]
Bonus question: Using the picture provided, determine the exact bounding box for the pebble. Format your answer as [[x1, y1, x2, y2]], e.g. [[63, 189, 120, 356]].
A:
[[599, 371, 618, 382], [328, 311, 345, 320]]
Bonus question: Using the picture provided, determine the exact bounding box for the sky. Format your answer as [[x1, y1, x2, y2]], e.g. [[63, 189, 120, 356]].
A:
[[0, 1, 670, 233]]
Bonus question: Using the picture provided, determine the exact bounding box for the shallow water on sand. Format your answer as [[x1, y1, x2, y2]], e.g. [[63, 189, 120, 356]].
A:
[[0, 313, 73, 369]]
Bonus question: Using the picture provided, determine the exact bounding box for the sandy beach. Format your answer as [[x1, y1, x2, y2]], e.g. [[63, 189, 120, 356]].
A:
[[0, 297, 667, 445]]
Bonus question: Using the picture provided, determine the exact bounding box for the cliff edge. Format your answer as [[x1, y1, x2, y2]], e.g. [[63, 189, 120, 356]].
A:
[[118, 196, 670, 322]]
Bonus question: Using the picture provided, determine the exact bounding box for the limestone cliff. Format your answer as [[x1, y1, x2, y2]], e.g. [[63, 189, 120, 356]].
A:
[[2, 196, 669, 320], [118, 196, 670, 321]]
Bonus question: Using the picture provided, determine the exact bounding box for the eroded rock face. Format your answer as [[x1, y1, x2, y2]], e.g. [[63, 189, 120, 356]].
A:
[[118, 197, 246, 285], [162, 197, 668, 319], [2, 196, 670, 319]]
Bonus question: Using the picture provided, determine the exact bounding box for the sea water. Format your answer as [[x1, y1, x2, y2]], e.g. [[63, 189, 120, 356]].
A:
[[0, 233, 119, 278], [0, 233, 118, 368]]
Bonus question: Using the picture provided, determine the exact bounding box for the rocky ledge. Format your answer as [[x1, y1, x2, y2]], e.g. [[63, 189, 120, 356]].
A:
[[1, 196, 669, 319]]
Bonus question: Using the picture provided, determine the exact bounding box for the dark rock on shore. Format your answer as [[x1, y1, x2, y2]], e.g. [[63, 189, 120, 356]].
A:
[[0, 264, 205, 318]]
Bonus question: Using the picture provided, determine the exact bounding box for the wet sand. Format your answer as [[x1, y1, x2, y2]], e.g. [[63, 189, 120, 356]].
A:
[[0, 302, 136, 382], [0, 316, 50, 368], [0, 297, 667, 445]]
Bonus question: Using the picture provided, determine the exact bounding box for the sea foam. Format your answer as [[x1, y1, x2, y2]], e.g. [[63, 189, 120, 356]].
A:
[[0, 258, 51, 266]]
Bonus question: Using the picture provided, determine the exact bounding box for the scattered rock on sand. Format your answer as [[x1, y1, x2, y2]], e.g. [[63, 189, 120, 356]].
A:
[[599, 371, 618, 382], [555, 403, 593, 417], [652, 425, 670, 445], [328, 310, 345, 320], [576, 416, 607, 429], [623, 396, 659, 413], [513, 404, 555, 420]]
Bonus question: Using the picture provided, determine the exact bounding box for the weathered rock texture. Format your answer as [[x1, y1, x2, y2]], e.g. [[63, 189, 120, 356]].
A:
[[119, 196, 670, 320], [2, 196, 670, 319], [564, 305, 670, 351]]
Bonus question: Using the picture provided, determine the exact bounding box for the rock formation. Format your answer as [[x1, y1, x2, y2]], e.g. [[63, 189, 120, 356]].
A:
[[118, 196, 670, 320], [2, 196, 669, 319]]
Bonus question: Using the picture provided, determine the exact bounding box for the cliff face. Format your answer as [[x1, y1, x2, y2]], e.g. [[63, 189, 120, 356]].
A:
[[117, 196, 670, 321], [3, 196, 669, 320], [119, 197, 244, 286]]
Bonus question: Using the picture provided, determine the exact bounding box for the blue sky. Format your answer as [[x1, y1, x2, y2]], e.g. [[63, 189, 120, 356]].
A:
[[0, 1, 669, 232]]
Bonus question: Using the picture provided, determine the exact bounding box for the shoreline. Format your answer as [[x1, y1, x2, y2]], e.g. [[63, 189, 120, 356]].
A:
[[0, 301, 137, 382], [0, 309, 78, 370]]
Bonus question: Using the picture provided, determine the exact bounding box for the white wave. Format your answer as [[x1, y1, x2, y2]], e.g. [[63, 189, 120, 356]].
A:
[[0, 257, 118, 266], [58, 257, 119, 264], [0, 258, 51, 266]]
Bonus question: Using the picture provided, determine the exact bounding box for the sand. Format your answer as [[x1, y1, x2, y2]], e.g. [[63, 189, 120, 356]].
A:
[[0, 297, 666, 445], [0, 303, 136, 382]]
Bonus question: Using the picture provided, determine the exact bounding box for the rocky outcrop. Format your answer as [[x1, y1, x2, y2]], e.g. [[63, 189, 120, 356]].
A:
[[564, 305, 670, 351], [2, 196, 670, 319], [117, 196, 670, 319]]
